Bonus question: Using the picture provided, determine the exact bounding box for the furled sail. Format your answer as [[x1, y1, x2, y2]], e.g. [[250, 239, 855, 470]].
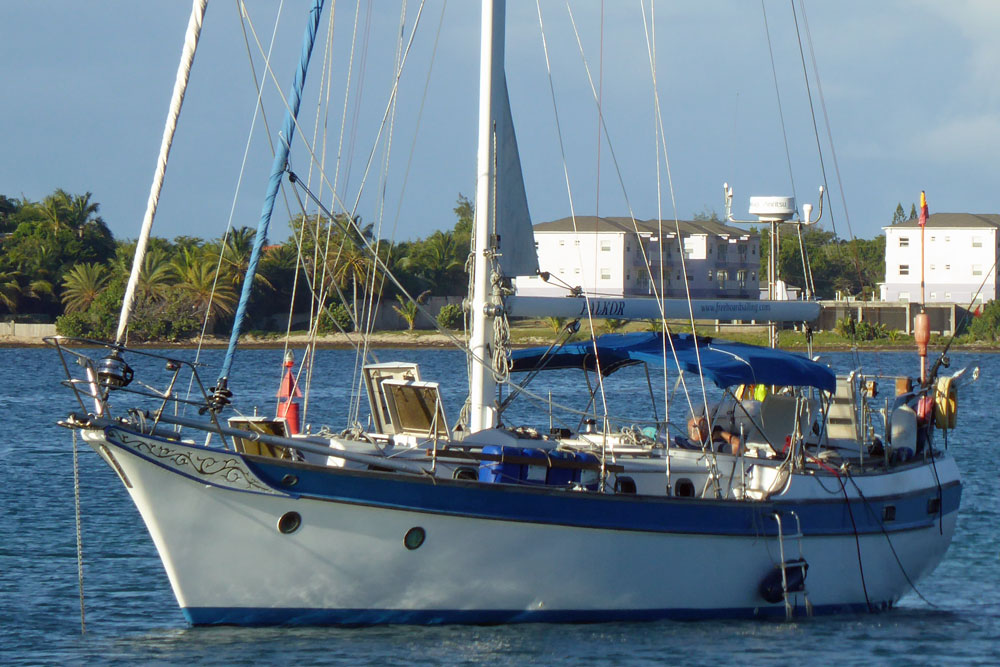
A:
[[493, 73, 539, 278]]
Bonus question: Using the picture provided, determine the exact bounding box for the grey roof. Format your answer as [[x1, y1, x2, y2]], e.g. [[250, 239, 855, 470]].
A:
[[533, 215, 755, 238], [886, 213, 1000, 229]]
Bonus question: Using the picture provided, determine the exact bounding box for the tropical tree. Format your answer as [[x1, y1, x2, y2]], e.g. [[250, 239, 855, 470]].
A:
[[603, 318, 626, 334], [545, 316, 567, 334], [0, 270, 21, 313], [172, 253, 237, 329], [400, 230, 466, 295], [61, 262, 110, 313], [392, 294, 420, 331]]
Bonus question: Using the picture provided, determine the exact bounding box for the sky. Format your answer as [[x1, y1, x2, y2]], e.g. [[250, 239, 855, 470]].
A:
[[2, 1, 999, 245]]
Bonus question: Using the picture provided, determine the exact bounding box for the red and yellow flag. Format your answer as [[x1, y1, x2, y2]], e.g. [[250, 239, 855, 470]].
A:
[[919, 190, 929, 226]]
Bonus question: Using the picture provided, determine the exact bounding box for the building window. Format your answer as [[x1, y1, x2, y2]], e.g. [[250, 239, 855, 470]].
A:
[[717, 270, 728, 283], [945, 292, 952, 300], [559, 240, 565, 246], [574, 268, 580, 274], [717, 244, 728, 261], [945, 236, 951, 242], [973, 236, 983, 248], [574, 239, 580, 246], [930, 235, 936, 241], [600, 241, 611, 252], [973, 264, 983, 276], [930, 264, 936, 271], [737, 270, 747, 287], [945, 264, 951, 271], [707, 270, 713, 281], [899, 292, 910, 303], [600, 268, 611, 280], [899, 237, 909, 247], [930, 292, 937, 299], [899, 264, 909, 276]]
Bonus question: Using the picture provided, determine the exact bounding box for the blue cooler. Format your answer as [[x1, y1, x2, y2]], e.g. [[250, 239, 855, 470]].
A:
[[545, 450, 576, 487], [520, 447, 548, 485], [479, 445, 522, 484], [575, 452, 600, 490]]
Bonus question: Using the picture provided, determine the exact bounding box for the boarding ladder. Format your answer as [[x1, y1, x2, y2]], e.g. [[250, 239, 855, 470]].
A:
[[771, 511, 813, 620]]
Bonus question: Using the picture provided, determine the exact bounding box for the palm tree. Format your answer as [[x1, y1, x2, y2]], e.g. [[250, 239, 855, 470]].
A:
[[400, 230, 465, 294], [545, 316, 567, 334], [65, 192, 111, 240], [392, 294, 419, 331], [603, 318, 627, 334], [61, 263, 109, 313], [215, 226, 273, 291], [0, 271, 21, 313], [172, 254, 237, 328]]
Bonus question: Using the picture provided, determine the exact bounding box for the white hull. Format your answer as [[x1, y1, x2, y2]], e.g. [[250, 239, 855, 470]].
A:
[[88, 427, 959, 625]]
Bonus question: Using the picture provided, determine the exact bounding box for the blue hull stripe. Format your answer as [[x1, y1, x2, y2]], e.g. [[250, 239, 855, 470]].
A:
[[244, 454, 961, 538], [182, 602, 891, 626], [104, 425, 961, 539]]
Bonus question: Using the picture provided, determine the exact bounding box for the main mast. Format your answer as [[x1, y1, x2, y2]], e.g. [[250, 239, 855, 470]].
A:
[[468, 0, 505, 432]]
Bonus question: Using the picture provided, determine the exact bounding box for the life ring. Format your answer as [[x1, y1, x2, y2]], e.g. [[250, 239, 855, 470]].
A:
[[934, 376, 957, 430]]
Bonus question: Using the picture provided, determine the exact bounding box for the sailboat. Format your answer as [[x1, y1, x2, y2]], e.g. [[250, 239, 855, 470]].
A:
[[50, 0, 974, 625]]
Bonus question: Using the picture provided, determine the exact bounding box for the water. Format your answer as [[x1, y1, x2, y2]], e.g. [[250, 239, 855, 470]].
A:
[[1, 346, 997, 664]]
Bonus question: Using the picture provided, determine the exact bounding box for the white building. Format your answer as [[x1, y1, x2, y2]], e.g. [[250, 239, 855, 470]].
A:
[[515, 216, 760, 299], [881, 213, 1000, 305]]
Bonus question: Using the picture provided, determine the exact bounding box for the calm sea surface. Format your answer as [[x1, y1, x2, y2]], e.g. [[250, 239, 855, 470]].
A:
[[1, 346, 997, 665]]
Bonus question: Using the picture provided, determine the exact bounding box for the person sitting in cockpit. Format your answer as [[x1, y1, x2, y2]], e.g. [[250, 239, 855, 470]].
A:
[[687, 402, 742, 455]]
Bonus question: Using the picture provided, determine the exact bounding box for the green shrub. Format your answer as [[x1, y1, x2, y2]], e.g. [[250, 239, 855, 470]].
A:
[[968, 301, 1000, 341], [436, 302, 463, 329], [317, 303, 353, 334]]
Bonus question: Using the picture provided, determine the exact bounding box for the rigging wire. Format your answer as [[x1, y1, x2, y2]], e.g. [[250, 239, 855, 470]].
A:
[[637, 1, 724, 491], [566, 2, 709, 445]]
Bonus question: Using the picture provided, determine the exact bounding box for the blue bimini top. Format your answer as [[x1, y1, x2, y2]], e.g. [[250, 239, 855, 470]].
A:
[[509, 332, 836, 392]]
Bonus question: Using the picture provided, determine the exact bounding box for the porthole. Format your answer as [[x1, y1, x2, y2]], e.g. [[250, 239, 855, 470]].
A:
[[453, 467, 477, 481], [277, 511, 302, 534], [281, 474, 298, 487], [615, 477, 637, 495], [675, 478, 695, 498], [404, 526, 426, 550]]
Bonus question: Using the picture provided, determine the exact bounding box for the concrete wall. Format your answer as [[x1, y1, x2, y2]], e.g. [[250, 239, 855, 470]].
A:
[[0, 322, 57, 338], [815, 301, 964, 335]]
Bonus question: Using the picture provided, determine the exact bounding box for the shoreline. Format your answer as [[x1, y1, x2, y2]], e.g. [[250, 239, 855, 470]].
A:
[[4, 331, 999, 352]]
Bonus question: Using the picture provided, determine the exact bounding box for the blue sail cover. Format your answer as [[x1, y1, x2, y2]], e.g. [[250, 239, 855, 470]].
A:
[[509, 332, 836, 392]]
